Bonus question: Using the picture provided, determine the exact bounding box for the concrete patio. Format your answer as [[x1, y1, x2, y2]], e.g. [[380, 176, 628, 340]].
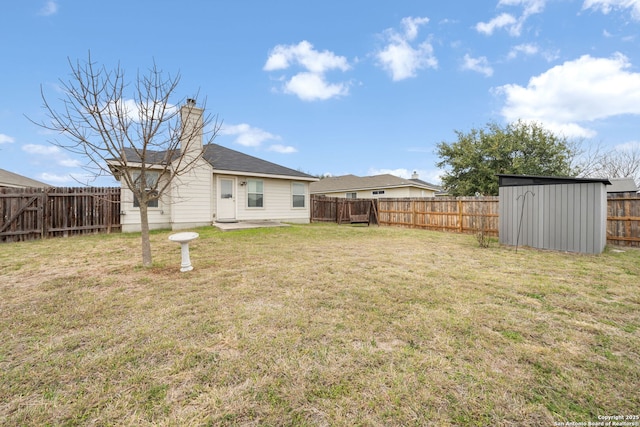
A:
[[213, 220, 291, 231]]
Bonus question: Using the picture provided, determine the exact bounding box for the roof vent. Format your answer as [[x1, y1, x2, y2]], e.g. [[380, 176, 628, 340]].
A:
[[186, 98, 196, 106]]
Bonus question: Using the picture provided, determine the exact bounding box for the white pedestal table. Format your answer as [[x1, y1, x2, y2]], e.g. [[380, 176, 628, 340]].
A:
[[168, 232, 199, 272]]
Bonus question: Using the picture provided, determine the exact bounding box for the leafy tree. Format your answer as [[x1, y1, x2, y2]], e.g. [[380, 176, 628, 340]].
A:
[[34, 54, 219, 267], [436, 120, 578, 196]]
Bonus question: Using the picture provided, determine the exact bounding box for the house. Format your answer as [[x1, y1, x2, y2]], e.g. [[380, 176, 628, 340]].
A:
[[110, 101, 318, 232], [0, 168, 49, 188], [310, 172, 440, 199]]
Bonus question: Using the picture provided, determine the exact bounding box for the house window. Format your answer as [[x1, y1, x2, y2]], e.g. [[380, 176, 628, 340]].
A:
[[132, 171, 159, 208], [133, 194, 159, 208], [346, 192, 357, 199], [247, 179, 264, 208], [372, 190, 385, 196], [292, 182, 305, 208]]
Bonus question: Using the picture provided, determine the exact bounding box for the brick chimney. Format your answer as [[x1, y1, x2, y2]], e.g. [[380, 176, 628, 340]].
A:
[[179, 98, 203, 161]]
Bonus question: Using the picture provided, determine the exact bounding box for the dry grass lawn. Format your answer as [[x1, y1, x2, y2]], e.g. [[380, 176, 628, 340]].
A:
[[0, 224, 639, 426]]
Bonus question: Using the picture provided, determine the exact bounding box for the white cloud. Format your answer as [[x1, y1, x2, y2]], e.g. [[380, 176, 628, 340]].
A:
[[23, 144, 59, 155], [400, 17, 431, 41], [0, 133, 15, 144], [284, 72, 348, 101], [583, 0, 640, 20], [105, 99, 177, 123], [264, 41, 351, 101], [506, 43, 558, 61], [499, 0, 546, 15], [219, 123, 281, 148], [475, 13, 517, 35], [38, 1, 58, 16], [496, 53, 640, 137], [461, 54, 494, 77], [39, 172, 95, 185], [39, 172, 73, 183], [267, 144, 297, 154], [507, 43, 539, 59], [614, 140, 640, 151], [59, 158, 83, 168], [264, 40, 350, 74], [375, 17, 437, 81], [22, 144, 84, 168], [477, 0, 547, 36]]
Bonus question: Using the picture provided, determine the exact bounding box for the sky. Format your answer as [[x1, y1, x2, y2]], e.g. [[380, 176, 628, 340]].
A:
[[1, 0, 639, 187]]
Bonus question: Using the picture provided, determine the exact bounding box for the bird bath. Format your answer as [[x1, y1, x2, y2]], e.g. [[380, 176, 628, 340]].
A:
[[168, 232, 199, 272]]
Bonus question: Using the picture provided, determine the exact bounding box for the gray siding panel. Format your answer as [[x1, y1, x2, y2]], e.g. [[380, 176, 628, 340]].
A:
[[499, 181, 607, 254], [561, 185, 570, 251], [587, 184, 594, 253], [576, 185, 583, 250]]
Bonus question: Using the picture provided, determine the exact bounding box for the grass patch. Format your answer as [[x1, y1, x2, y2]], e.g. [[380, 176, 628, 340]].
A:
[[1, 224, 639, 425]]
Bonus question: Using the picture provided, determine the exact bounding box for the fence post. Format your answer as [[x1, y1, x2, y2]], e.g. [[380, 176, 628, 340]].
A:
[[458, 199, 463, 233]]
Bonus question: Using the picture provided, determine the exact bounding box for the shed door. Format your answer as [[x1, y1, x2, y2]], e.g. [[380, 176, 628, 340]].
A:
[[218, 178, 236, 220]]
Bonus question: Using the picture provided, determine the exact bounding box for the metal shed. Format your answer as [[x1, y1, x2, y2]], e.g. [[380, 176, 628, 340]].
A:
[[498, 174, 611, 254]]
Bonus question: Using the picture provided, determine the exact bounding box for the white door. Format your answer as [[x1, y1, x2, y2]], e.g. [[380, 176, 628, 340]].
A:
[[218, 178, 236, 220]]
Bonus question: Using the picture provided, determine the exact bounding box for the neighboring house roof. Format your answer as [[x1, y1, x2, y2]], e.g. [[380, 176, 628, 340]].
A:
[[607, 177, 638, 193], [310, 174, 441, 194], [118, 143, 316, 181], [0, 168, 49, 188]]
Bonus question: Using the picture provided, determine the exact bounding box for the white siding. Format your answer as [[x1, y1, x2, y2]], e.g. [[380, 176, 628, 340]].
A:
[[121, 165, 311, 230], [407, 187, 436, 197], [170, 159, 213, 230], [119, 176, 171, 233], [234, 177, 310, 223], [319, 187, 436, 199]]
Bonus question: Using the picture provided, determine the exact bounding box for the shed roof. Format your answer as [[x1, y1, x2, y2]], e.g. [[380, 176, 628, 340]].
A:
[[310, 174, 441, 193], [0, 168, 49, 188], [497, 174, 611, 187]]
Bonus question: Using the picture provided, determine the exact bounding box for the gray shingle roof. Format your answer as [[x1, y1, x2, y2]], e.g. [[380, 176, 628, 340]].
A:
[[607, 177, 638, 193], [203, 144, 313, 178], [310, 174, 440, 193], [0, 168, 49, 188], [119, 144, 315, 180]]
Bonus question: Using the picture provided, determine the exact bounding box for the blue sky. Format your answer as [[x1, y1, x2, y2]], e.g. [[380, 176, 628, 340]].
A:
[[1, 0, 639, 186]]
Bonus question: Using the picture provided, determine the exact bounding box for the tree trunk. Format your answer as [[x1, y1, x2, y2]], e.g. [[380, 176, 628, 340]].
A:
[[139, 202, 153, 267]]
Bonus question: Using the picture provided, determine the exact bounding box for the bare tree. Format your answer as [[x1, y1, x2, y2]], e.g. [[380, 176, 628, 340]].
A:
[[596, 147, 640, 185], [576, 141, 640, 186], [34, 54, 219, 267]]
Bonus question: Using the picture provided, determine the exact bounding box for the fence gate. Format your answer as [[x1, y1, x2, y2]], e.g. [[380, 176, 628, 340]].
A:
[[0, 191, 44, 241]]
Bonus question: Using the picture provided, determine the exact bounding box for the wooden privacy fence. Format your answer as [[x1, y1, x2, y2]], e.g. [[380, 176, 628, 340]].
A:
[[607, 195, 640, 247], [0, 187, 121, 243], [377, 197, 500, 235], [311, 194, 640, 246]]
